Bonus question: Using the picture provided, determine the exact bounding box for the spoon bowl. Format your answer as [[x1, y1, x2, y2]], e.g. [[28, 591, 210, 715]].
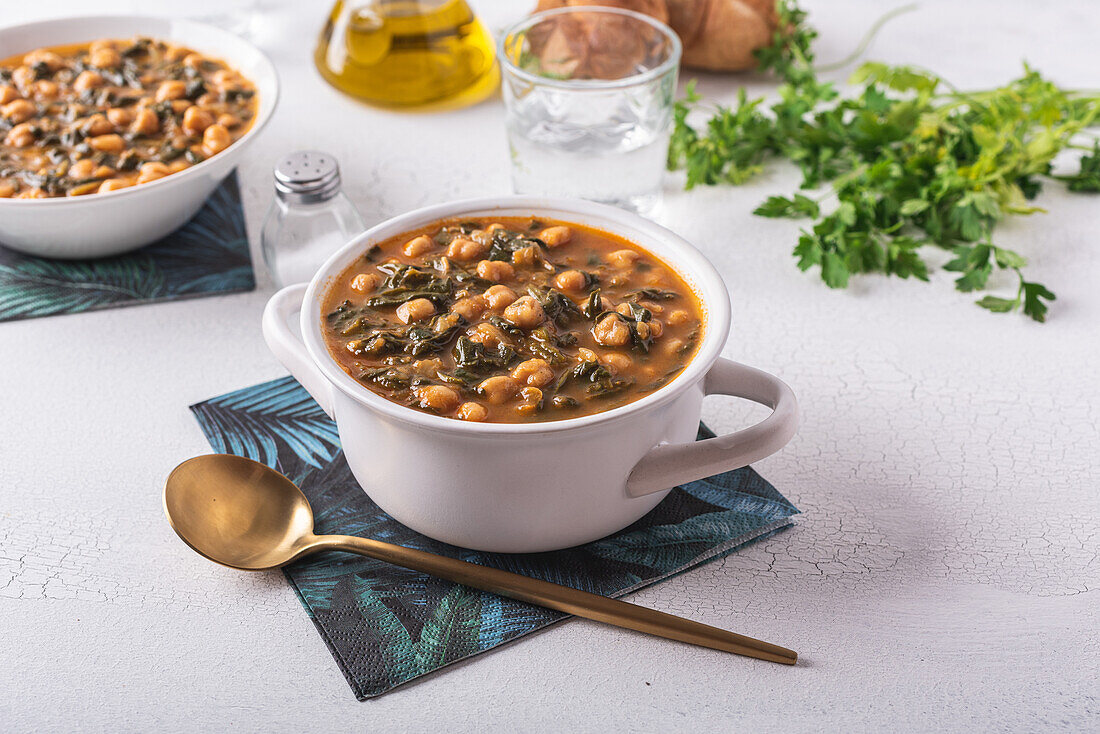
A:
[[163, 453, 797, 664], [164, 454, 317, 570]]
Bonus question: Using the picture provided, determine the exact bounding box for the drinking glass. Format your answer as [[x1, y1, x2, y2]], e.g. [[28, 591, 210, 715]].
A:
[[498, 6, 681, 214]]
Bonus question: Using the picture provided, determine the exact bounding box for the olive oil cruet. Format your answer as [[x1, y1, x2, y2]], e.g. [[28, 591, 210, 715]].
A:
[[315, 0, 498, 108]]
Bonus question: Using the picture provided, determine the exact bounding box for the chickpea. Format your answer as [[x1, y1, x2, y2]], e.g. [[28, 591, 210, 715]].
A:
[[169, 159, 190, 173], [88, 40, 116, 55], [412, 358, 444, 375], [96, 179, 130, 193], [476, 259, 514, 281], [0, 85, 19, 105], [24, 152, 48, 170], [640, 300, 664, 314], [73, 71, 105, 94], [89, 46, 121, 69], [4, 123, 36, 148], [93, 164, 115, 178], [130, 107, 160, 136], [68, 159, 97, 179], [511, 245, 540, 266], [603, 353, 633, 373], [516, 387, 544, 416], [212, 69, 238, 87], [450, 295, 486, 321], [1, 99, 35, 124], [511, 359, 554, 388], [648, 319, 664, 338], [445, 237, 488, 262], [667, 309, 690, 326], [467, 322, 509, 348], [486, 223, 506, 233], [106, 107, 133, 128], [88, 134, 125, 154], [615, 303, 635, 317], [23, 49, 63, 71], [396, 298, 435, 324], [483, 284, 517, 311], [664, 338, 685, 356], [634, 321, 652, 340], [182, 105, 215, 136], [578, 347, 599, 362], [201, 124, 231, 156], [83, 114, 113, 136], [553, 269, 587, 292], [32, 80, 59, 101], [457, 402, 489, 421], [593, 313, 632, 347], [416, 385, 461, 413], [538, 226, 573, 247], [433, 312, 462, 333], [217, 113, 241, 129], [465, 229, 490, 246], [11, 67, 36, 94], [403, 235, 434, 257], [0, 180, 15, 198], [136, 162, 171, 184], [164, 44, 191, 62], [608, 249, 641, 268], [15, 187, 47, 199], [477, 376, 519, 405], [156, 80, 187, 102], [350, 273, 381, 292], [170, 99, 192, 115], [502, 295, 546, 329]]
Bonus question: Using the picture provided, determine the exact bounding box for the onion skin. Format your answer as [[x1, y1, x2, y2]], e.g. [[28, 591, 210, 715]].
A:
[[532, 0, 781, 73]]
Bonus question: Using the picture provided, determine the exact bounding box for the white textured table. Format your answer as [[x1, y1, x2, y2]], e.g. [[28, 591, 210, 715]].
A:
[[2, 1, 1098, 730]]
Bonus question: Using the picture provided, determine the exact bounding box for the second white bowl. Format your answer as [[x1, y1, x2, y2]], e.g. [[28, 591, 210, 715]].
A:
[[0, 15, 278, 258]]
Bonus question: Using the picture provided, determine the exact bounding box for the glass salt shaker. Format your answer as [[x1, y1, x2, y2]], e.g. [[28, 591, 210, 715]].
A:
[[261, 151, 365, 287]]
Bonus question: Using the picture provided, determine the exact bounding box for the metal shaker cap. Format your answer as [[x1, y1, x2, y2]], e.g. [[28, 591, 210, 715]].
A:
[[274, 151, 341, 203]]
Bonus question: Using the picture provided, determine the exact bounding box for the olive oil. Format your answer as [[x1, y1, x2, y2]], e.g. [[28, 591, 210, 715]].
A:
[[315, 0, 498, 108]]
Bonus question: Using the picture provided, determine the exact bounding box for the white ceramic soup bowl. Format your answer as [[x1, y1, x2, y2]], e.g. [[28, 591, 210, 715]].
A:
[[263, 196, 799, 553], [0, 15, 278, 258]]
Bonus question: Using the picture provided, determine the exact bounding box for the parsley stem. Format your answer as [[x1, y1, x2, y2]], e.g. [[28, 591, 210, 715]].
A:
[[814, 3, 920, 73]]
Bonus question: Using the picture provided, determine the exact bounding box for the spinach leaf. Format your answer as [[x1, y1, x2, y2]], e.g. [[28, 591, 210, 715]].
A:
[[526, 285, 581, 326], [366, 263, 454, 307], [524, 327, 575, 365], [626, 288, 679, 302], [487, 228, 546, 262], [452, 335, 518, 372], [556, 360, 630, 397]]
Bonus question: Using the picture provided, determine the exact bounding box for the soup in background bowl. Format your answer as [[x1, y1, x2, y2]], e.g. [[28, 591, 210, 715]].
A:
[[0, 36, 258, 199], [0, 15, 277, 258]]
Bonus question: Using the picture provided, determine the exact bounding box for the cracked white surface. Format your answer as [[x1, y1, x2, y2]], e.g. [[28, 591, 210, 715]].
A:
[[1, 0, 1098, 731]]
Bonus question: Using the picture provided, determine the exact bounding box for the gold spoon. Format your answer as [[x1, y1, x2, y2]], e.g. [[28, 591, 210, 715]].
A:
[[163, 454, 797, 665]]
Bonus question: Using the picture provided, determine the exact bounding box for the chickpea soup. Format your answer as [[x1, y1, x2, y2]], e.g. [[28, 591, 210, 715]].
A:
[[0, 37, 257, 199], [321, 217, 706, 424]]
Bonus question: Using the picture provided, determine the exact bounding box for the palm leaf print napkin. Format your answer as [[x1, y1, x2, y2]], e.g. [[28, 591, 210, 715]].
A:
[[0, 172, 253, 322], [190, 376, 799, 699]]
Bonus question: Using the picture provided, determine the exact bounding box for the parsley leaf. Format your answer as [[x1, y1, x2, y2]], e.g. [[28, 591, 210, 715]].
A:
[[667, 1, 1100, 322], [754, 193, 820, 218]]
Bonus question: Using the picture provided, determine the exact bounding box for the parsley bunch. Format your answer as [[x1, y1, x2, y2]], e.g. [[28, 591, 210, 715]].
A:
[[667, 1, 1100, 321]]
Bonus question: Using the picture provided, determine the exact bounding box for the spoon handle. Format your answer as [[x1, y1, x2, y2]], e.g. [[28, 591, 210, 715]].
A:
[[315, 534, 796, 665]]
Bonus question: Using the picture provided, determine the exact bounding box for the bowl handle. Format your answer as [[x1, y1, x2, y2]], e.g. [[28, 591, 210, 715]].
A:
[[262, 283, 336, 419], [625, 358, 799, 498]]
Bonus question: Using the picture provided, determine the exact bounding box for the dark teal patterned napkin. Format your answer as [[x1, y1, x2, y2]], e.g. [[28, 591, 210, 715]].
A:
[[190, 376, 799, 699], [0, 173, 253, 322]]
